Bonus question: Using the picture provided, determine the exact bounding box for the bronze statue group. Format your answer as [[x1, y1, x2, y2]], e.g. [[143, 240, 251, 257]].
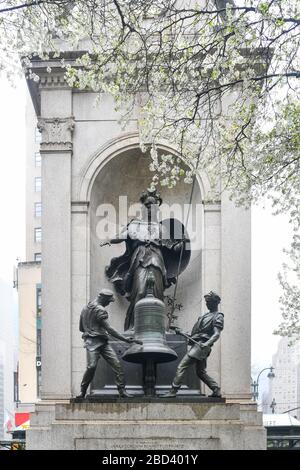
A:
[[77, 189, 224, 399]]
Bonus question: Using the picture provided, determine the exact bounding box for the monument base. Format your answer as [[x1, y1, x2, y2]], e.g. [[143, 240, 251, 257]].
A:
[[26, 399, 266, 450]]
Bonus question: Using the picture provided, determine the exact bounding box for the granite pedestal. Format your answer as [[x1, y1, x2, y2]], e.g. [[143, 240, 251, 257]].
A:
[[26, 399, 266, 450]]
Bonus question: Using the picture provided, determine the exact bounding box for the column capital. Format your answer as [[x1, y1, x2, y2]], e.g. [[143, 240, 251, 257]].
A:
[[202, 200, 221, 212], [37, 116, 75, 153]]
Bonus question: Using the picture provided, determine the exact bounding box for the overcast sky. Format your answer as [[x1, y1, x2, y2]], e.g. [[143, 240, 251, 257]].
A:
[[0, 76, 292, 374], [0, 78, 26, 282]]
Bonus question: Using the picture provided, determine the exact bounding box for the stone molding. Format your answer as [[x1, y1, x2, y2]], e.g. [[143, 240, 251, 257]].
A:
[[71, 201, 89, 214], [78, 132, 213, 202], [39, 73, 69, 89], [203, 201, 221, 211], [26, 401, 266, 450], [37, 117, 75, 152]]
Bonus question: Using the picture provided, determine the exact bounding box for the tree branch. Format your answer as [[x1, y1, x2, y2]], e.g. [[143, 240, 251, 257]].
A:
[[196, 71, 300, 99], [0, 0, 68, 14], [113, 0, 136, 33]]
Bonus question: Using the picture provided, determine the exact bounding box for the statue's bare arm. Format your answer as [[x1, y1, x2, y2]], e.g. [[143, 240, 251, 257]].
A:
[[99, 226, 128, 246], [202, 327, 222, 348], [103, 321, 130, 342]]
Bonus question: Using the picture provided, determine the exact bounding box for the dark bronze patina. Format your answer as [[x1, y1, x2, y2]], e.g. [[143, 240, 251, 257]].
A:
[[102, 188, 190, 331], [163, 291, 224, 398], [76, 289, 141, 399], [98, 188, 191, 396], [122, 274, 178, 396], [123, 274, 177, 363]]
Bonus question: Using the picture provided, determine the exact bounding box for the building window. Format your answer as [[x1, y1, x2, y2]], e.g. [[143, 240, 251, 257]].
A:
[[36, 286, 42, 313], [14, 370, 19, 403], [35, 152, 41, 167], [34, 202, 42, 218], [35, 253, 42, 262], [35, 177, 41, 192], [36, 284, 42, 398], [36, 331, 42, 357], [34, 227, 42, 243], [37, 367, 42, 398], [35, 127, 41, 143]]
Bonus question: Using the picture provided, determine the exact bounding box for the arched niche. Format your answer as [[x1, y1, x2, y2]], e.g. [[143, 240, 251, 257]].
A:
[[89, 145, 204, 332]]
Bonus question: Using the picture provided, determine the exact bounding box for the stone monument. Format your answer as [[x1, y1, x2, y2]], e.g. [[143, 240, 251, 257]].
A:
[[25, 52, 266, 450]]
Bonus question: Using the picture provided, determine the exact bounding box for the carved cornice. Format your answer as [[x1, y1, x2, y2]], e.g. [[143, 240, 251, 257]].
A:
[[39, 73, 69, 89], [37, 117, 75, 152]]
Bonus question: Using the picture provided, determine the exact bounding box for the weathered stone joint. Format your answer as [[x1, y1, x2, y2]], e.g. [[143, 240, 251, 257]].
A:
[[71, 201, 89, 214]]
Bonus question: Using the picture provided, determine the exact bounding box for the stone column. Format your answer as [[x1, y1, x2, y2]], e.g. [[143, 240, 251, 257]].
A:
[[70, 202, 90, 395], [38, 112, 74, 399], [202, 202, 221, 388], [220, 192, 252, 400]]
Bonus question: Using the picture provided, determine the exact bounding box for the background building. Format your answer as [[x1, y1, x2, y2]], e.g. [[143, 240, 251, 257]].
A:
[[25, 93, 42, 263], [268, 337, 300, 418], [0, 280, 17, 440], [16, 264, 41, 403], [14, 92, 42, 411], [0, 344, 4, 440], [264, 413, 300, 449]]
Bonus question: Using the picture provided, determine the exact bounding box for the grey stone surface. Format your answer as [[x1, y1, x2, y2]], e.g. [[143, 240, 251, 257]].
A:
[[240, 404, 264, 426], [220, 192, 251, 400], [29, 403, 56, 426], [27, 401, 266, 450], [40, 89, 73, 400], [75, 437, 220, 450], [56, 401, 236, 421], [26, 427, 52, 450]]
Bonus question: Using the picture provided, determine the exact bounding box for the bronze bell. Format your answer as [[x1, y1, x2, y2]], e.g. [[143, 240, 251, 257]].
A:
[[122, 279, 178, 364]]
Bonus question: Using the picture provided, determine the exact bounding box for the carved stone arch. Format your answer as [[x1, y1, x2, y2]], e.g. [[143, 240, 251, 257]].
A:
[[81, 131, 207, 335], [78, 132, 212, 203]]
